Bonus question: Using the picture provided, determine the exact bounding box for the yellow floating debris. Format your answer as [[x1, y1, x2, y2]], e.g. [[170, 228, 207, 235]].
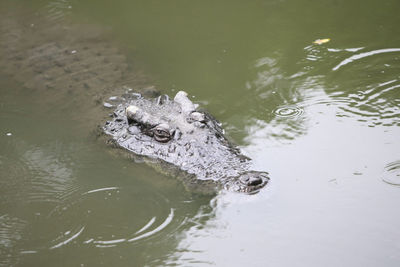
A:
[[313, 38, 331, 45]]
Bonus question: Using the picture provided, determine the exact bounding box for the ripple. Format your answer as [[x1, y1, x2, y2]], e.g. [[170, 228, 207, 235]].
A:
[[0, 141, 80, 208], [382, 161, 400, 186], [332, 48, 400, 71], [0, 215, 27, 266], [48, 187, 178, 249], [273, 106, 304, 118], [135, 217, 156, 234], [127, 209, 174, 243], [44, 0, 73, 22], [334, 79, 400, 127], [304, 45, 324, 62], [50, 226, 85, 249], [83, 187, 120, 194], [322, 46, 400, 127], [20, 142, 86, 205]]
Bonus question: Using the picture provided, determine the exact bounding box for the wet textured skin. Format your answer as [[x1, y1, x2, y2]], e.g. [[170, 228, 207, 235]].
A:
[[103, 91, 269, 194]]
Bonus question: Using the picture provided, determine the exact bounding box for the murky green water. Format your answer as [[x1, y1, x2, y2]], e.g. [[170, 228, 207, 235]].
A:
[[1, 0, 400, 266]]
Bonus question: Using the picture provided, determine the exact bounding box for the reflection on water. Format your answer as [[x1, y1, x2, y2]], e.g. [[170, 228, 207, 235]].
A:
[[0, 4, 213, 264], [0, 133, 213, 265], [1, 0, 400, 266], [0, 215, 27, 266], [169, 107, 400, 266], [45, 0, 73, 22], [328, 47, 400, 127], [0, 139, 79, 265], [48, 187, 176, 249], [299, 44, 400, 128], [332, 48, 400, 71], [382, 161, 400, 187], [23, 144, 78, 203], [163, 3, 400, 265], [0, 140, 79, 210], [273, 106, 304, 118]]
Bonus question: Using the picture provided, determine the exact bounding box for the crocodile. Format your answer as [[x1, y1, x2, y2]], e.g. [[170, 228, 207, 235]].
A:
[[103, 91, 269, 194], [0, 4, 269, 194]]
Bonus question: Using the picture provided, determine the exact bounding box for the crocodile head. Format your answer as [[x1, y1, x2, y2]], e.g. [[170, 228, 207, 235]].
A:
[[104, 91, 269, 194]]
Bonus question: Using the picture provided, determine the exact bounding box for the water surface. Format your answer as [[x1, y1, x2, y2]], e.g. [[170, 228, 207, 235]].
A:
[[1, 0, 400, 266]]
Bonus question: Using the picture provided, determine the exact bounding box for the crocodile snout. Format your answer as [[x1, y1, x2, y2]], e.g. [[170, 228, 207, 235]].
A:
[[239, 171, 269, 188]]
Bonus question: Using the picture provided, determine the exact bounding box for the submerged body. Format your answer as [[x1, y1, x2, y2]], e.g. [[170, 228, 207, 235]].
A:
[[0, 6, 268, 194], [103, 91, 269, 194]]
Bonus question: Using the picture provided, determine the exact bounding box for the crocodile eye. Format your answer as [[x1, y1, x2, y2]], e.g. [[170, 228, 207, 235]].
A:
[[152, 124, 173, 143]]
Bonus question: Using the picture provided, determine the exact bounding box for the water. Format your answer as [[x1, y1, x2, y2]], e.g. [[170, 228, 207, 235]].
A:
[[1, 0, 400, 266]]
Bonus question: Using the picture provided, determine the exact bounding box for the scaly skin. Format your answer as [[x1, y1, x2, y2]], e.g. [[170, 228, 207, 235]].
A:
[[103, 91, 269, 194]]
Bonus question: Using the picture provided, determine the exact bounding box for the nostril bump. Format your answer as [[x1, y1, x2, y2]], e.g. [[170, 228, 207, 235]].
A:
[[248, 177, 262, 186], [240, 176, 250, 183], [239, 171, 268, 188]]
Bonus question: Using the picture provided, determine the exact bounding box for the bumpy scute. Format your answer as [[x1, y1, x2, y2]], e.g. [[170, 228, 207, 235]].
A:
[[103, 91, 269, 194]]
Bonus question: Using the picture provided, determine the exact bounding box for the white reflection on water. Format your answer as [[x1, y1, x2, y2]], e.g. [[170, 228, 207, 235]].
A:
[[167, 50, 400, 265], [46, 184, 180, 250], [382, 161, 400, 187], [168, 98, 400, 266], [135, 217, 156, 234], [50, 226, 85, 249], [250, 56, 285, 95], [273, 106, 304, 118], [332, 48, 400, 71], [327, 48, 400, 127], [128, 209, 174, 243], [83, 187, 120, 194]]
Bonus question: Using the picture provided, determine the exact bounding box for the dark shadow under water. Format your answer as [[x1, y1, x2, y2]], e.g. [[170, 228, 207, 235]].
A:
[[0, 3, 216, 266]]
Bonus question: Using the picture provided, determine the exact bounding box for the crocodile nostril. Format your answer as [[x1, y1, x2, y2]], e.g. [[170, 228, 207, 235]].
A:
[[239, 171, 269, 187], [247, 176, 263, 186]]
